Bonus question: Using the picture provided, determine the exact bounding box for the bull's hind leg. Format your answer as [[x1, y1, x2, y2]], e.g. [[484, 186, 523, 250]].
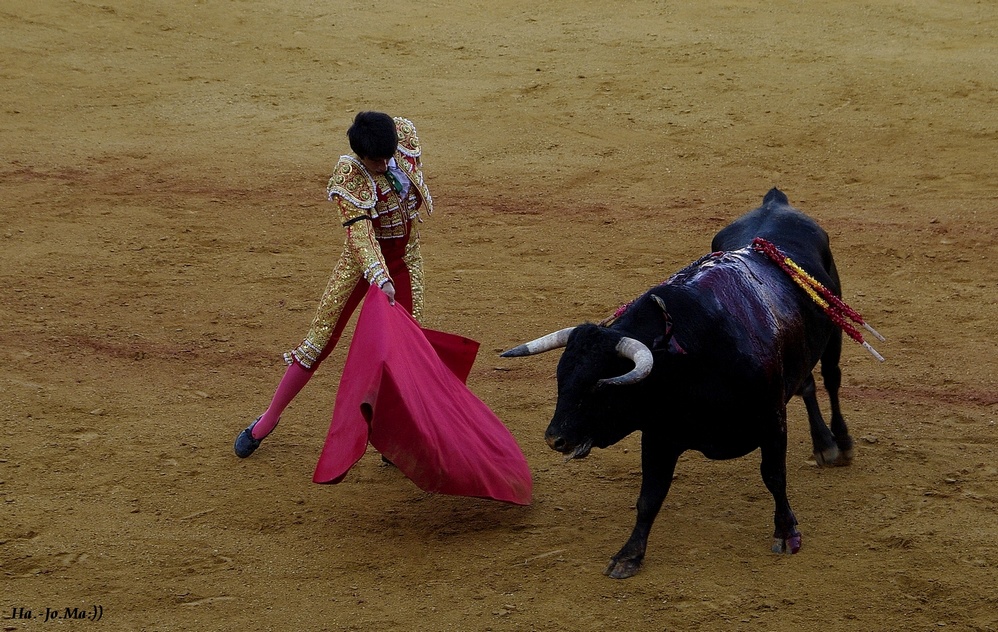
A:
[[604, 437, 680, 579], [820, 330, 854, 463], [761, 405, 801, 554]]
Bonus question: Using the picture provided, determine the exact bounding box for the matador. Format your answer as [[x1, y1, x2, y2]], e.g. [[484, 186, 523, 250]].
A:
[[234, 111, 432, 458]]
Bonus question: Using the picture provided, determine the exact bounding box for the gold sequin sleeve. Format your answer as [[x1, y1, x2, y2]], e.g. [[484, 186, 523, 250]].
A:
[[336, 197, 391, 288]]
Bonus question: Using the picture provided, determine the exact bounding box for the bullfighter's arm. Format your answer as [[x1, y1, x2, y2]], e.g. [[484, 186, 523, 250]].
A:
[[336, 197, 391, 289]]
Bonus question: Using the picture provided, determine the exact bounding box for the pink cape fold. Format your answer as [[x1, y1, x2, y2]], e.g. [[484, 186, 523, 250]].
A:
[[312, 285, 532, 506]]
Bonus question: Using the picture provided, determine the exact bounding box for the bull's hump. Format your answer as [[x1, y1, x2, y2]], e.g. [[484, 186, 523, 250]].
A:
[[679, 248, 758, 285], [679, 250, 801, 349], [763, 187, 789, 206]]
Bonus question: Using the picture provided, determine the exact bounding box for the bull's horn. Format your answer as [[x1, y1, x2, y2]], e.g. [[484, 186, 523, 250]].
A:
[[500, 327, 576, 357], [597, 337, 654, 387]]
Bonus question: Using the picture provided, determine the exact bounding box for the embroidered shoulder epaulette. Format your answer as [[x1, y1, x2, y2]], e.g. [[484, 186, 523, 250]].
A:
[[327, 155, 376, 209], [394, 117, 421, 159]]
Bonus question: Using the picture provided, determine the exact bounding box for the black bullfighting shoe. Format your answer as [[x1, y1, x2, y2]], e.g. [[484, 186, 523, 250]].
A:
[[234, 416, 265, 458]]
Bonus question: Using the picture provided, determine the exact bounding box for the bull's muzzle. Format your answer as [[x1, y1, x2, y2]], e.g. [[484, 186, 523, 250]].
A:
[[545, 430, 567, 452], [546, 429, 593, 460]]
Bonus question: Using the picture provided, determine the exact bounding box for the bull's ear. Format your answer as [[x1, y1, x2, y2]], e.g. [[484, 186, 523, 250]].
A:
[[650, 294, 686, 355], [651, 295, 672, 329]]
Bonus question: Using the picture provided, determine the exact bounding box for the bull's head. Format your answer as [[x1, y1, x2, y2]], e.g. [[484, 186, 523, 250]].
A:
[[501, 323, 654, 459]]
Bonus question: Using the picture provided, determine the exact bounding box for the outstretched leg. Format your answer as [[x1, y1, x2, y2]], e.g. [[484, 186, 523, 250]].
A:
[[234, 276, 367, 459], [760, 404, 801, 554], [254, 279, 368, 439], [605, 434, 681, 579]]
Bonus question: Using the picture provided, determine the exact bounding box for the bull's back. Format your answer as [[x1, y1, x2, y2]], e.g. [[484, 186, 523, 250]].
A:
[[674, 251, 815, 361], [658, 250, 831, 406]]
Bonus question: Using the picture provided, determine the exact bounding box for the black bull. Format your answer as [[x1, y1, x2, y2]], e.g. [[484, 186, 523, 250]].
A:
[[502, 188, 864, 579]]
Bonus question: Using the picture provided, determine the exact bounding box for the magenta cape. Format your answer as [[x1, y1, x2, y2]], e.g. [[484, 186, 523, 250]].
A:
[[312, 286, 532, 506]]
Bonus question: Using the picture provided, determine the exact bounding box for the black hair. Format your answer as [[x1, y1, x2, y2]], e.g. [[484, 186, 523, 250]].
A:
[[347, 111, 398, 159]]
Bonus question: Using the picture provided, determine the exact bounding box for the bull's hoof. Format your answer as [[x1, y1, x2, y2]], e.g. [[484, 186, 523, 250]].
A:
[[771, 533, 802, 555], [603, 556, 642, 579], [813, 445, 851, 467], [813, 445, 839, 466], [836, 435, 855, 464]]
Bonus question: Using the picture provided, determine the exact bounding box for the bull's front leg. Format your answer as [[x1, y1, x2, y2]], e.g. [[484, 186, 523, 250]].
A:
[[604, 436, 681, 579], [798, 373, 842, 466], [760, 404, 802, 554], [820, 334, 854, 463]]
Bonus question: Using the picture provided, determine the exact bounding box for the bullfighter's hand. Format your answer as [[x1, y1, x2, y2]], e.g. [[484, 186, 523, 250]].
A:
[[381, 280, 396, 305]]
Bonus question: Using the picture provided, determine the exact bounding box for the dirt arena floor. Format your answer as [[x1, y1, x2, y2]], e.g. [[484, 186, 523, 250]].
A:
[[3, 1, 997, 630]]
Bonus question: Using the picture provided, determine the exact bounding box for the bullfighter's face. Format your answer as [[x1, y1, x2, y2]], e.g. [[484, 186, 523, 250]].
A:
[[361, 155, 391, 175]]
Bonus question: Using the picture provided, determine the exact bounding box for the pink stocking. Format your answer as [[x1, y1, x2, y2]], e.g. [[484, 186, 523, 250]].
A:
[[252, 361, 314, 439], [251, 249, 416, 441]]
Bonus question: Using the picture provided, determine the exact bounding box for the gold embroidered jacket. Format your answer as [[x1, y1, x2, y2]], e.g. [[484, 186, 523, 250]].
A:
[[283, 117, 432, 369]]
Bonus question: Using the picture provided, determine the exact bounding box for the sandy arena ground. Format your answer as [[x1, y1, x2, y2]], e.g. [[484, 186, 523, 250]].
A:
[[2, 1, 997, 630]]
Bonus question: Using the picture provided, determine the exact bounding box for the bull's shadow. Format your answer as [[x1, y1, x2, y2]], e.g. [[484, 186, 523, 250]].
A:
[[502, 188, 883, 579]]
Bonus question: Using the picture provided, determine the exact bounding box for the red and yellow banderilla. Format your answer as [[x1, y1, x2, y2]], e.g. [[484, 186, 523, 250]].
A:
[[752, 237, 885, 362]]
